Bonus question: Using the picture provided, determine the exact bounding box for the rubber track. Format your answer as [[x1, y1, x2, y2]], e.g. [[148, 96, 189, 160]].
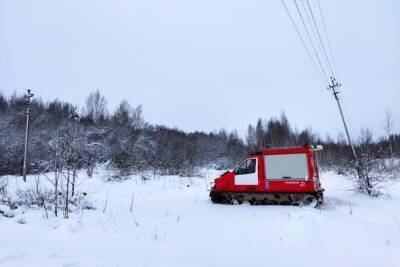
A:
[[210, 191, 323, 207]]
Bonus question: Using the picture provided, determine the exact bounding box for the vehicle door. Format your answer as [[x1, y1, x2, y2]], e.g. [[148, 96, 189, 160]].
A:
[[234, 158, 258, 185]]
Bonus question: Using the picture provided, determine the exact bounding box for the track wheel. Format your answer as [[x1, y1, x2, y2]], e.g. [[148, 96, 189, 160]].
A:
[[249, 198, 257, 205], [211, 192, 228, 204], [293, 201, 302, 207], [270, 200, 279, 205], [303, 195, 318, 207], [231, 199, 240, 205], [253, 200, 263, 205]]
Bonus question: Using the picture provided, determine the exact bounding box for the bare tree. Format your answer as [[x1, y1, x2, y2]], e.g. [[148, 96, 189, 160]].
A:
[[49, 117, 83, 218], [112, 100, 144, 129], [246, 125, 256, 150], [112, 100, 131, 126], [384, 110, 394, 158], [50, 132, 62, 217], [131, 104, 145, 130], [0, 177, 8, 199], [255, 119, 265, 149], [356, 128, 385, 196], [64, 168, 70, 219], [85, 89, 108, 123]]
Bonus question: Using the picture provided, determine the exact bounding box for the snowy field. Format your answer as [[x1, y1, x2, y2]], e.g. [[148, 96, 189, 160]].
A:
[[1, 168, 400, 267]]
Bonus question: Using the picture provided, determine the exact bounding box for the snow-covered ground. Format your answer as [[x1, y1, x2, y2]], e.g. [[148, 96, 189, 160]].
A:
[[1, 168, 400, 267]]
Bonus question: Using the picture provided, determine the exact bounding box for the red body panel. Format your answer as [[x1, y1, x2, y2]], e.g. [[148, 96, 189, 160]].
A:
[[212, 145, 323, 194]]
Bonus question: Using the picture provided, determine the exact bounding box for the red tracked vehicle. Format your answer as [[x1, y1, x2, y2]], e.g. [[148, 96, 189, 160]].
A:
[[210, 145, 324, 206]]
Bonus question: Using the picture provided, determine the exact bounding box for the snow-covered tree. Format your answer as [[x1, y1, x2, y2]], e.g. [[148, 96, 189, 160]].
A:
[[84, 89, 108, 124]]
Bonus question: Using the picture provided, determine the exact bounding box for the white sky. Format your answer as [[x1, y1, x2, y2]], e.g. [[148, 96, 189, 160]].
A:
[[0, 0, 399, 139]]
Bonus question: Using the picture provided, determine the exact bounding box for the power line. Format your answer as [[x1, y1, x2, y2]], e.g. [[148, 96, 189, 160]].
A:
[[280, 0, 327, 83], [317, 0, 339, 78], [292, 0, 330, 82], [280, 0, 363, 182], [299, 0, 333, 79], [305, 0, 336, 77]]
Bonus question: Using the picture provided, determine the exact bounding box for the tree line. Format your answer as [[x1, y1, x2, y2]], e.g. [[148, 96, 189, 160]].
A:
[[0, 90, 246, 177], [0, 90, 398, 180]]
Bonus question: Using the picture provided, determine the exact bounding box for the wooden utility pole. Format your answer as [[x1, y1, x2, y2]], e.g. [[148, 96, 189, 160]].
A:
[[22, 89, 34, 182], [328, 77, 363, 179]]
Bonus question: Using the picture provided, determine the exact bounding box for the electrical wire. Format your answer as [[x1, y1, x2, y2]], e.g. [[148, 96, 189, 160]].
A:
[[305, 0, 335, 78], [292, 0, 330, 82], [317, 0, 339, 79], [281, 0, 361, 159], [299, 0, 333, 80], [280, 0, 328, 84]]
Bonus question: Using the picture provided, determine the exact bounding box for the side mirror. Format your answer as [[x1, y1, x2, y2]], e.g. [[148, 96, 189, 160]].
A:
[[313, 145, 324, 151]]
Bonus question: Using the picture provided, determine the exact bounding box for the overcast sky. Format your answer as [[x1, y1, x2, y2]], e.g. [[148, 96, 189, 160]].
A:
[[0, 0, 399, 139]]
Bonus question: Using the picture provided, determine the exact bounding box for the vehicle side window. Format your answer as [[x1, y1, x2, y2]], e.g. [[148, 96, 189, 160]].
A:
[[235, 159, 256, 175], [264, 153, 308, 180]]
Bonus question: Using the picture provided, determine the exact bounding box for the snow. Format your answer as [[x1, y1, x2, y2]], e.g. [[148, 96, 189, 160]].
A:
[[1, 169, 400, 267]]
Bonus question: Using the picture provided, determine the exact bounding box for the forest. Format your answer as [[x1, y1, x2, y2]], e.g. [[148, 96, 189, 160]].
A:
[[0, 90, 399, 182]]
